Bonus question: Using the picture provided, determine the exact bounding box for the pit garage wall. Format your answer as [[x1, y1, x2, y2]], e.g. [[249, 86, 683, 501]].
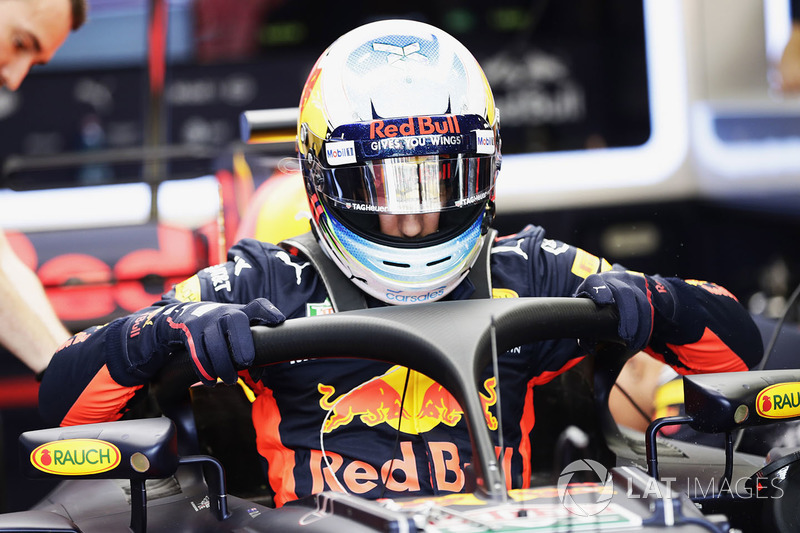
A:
[[493, 200, 800, 320], [494, 0, 800, 312]]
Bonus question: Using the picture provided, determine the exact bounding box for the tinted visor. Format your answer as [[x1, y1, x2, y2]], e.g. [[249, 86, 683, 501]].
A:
[[318, 154, 495, 215]]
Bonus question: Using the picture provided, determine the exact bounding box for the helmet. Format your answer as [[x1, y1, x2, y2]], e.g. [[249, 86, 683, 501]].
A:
[[298, 19, 500, 305]]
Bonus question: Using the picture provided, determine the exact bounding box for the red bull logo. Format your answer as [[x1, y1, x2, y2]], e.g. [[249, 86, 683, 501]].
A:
[[302, 369, 511, 502], [318, 380, 403, 432], [369, 115, 460, 139], [317, 367, 497, 434]]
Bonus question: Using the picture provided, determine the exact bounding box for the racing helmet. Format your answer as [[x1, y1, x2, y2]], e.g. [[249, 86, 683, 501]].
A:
[[298, 19, 500, 304]]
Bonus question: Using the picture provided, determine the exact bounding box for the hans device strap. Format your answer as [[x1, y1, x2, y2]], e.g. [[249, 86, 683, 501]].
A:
[[469, 228, 496, 300], [280, 229, 496, 311], [280, 231, 367, 312]]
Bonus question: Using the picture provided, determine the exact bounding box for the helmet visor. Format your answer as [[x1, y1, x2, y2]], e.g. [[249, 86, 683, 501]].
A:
[[317, 154, 495, 215]]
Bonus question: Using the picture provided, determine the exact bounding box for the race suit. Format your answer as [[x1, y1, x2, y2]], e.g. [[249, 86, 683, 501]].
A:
[[39, 225, 763, 506]]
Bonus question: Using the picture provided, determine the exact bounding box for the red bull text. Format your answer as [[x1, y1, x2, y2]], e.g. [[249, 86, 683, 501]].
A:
[[309, 442, 514, 495], [369, 115, 460, 139]]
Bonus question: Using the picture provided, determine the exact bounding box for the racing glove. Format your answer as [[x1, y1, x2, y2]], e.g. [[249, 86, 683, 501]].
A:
[[575, 270, 674, 354], [119, 298, 285, 386]]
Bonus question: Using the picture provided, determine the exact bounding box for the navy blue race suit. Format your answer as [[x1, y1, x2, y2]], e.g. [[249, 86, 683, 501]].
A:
[[39, 225, 762, 506]]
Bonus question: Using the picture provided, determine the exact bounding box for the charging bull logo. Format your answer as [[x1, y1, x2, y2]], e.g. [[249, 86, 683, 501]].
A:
[[30, 439, 121, 475], [756, 382, 800, 419], [318, 366, 497, 434]]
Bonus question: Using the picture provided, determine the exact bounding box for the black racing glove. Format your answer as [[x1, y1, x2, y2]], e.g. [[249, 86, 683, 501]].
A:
[[575, 271, 672, 354], [121, 298, 285, 385]]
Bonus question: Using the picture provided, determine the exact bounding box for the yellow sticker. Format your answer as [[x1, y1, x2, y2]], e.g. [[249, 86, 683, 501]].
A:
[[30, 439, 121, 475], [174, 275, 201, 302], [571, 249, 602, 279], [756, 382, 800, 419], [492, 288, 519, 299]]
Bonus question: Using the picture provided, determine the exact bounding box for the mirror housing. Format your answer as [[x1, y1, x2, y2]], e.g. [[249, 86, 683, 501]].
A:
[[19, 417, 178, 480], [684, 369, 800, 433]]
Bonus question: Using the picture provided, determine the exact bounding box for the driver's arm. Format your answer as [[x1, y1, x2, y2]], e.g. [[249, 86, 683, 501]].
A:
[[494, 226, 762, 378], [0, 231, 72, 374], [575, 268, 763, 374], [39, 241, 285, 427]]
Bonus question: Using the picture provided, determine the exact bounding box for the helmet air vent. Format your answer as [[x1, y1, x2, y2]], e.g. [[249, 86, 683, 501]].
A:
[[427, 257, 452, 267]]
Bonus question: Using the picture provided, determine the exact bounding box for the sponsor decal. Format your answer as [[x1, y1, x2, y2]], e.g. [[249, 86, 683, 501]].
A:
[[306, 298, 334, 317], [385, 287, 446, 303], [685, 279, 738, 300], [365, 134, 468, 155], [309, 442, 513, 496], [369, 116, 460, 139], [454, 191, 490, 208], [491, 239, 529, 260], [56, 329, 94, 352], [492, 288, 519, 299], [757, 382, 800, 419], [233, 255, 252, 276], [317, 367, 497, 434], [542, 239, 569, 257], [475, 129, 495, 154], [128, 309, 160, 339], [30, 439, 121, 475], [343, 202, 389, 213], [204, 264, 231, 292], [174, 275, 201, 302], [276, 250, 310, 285], [325, 141, 357, 166], [572, 244, 600, 279]]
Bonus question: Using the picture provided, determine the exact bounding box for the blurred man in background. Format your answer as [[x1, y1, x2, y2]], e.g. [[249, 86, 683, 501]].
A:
[[0, 0, 87, 90], [0, 0, 88, 373]]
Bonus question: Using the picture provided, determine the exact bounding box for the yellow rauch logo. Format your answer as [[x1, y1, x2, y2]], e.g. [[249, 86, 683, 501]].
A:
[[756, 383, 800, 419], [30, 439, 121, 475]]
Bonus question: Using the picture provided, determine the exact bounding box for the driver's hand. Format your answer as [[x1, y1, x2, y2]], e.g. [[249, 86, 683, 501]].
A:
[[574, 271, 655, 354], [161, 299, 285, 385]]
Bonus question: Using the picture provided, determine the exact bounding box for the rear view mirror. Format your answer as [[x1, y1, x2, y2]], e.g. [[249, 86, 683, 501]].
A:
[[683, 369, 800, 433]]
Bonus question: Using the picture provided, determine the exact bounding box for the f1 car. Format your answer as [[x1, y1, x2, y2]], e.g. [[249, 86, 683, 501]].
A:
[[3, 297, 800, 532]]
